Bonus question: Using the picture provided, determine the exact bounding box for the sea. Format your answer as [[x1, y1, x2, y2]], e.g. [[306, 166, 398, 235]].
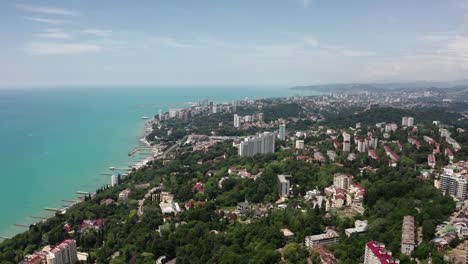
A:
[[0, 86, 320, 237]]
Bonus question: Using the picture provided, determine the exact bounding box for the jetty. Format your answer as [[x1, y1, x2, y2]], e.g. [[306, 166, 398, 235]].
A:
[[76, 191, 90, 195], [14, 224, 30, 228], [30, 216, 47, 220], [128, 147, 153, 157], [44, 208, 62, 212]]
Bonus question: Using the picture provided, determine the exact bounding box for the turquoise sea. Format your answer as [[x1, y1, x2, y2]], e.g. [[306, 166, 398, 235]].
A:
[[0, 86, 319, 237]]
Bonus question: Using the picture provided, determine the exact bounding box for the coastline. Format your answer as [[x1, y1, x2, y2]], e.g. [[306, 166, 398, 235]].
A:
[[0, 117, 157, 238], [0, 87, 319, 239]]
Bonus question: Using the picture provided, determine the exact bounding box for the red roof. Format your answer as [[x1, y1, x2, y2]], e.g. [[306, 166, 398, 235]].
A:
[[192, 182, 205, 193], [366, 241, 399, 264]]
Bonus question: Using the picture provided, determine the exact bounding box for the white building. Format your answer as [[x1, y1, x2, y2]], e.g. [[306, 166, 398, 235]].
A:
[[343, 140, 351, 152], [439, 174, 468, 200], [402, 116, 414, 127], [333, 173, 352, 189], [304, 228, 339, 247], [46, 239, 78, 264], [238, 132, 276, 157], [407, 117, 414, 127], [233, 114, 241, 128], [295, 140, 305, 149], [111, 174, 120, 187], [168, 109, 180, 118], [277, 174, 291, 197], [119, 189, 131, 201], [345, 220, 368, 237]]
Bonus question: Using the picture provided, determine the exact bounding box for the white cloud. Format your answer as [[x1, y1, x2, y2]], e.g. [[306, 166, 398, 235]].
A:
[[420, 34, 450, 42], [152, 37, 192, 48], [338, 49, 376, 57], [299, 0, 312, 8], [15, 4, 79, 16], [81, 29, 112, 37], [26, 42, 103, 55], [35, 29, 71, 40], [253, 44, 300, 58], [24, 17, 64, 25], [303, 37, 319, 47]]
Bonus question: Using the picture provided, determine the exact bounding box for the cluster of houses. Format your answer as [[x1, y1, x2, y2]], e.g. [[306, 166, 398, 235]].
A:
[[323, 173, 366, 212]]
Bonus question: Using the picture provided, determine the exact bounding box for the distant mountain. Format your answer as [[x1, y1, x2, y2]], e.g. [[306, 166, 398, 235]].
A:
[[290, 80, 468, 92]]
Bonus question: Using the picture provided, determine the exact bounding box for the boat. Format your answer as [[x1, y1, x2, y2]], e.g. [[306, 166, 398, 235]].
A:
[[141, 116, 150, 120]]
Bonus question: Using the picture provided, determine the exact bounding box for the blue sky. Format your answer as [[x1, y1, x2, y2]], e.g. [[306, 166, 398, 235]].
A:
[[1, 0, 468, 87]]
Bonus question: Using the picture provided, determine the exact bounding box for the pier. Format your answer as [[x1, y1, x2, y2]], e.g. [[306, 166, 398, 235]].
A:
[[44, 208, 62, 212], [30, 216, 47, 220], [14, 224, 30, 228], [128, 147, 153, 157], [76, 191, 90, 195], [0, 236, 11, 240]]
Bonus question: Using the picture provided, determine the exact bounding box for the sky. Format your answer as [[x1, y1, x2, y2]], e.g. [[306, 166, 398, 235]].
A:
[[1, 0, 468, 87]]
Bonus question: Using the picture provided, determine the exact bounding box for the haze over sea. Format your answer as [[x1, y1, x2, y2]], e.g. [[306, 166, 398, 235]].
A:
[[0, 86, 319, 236]]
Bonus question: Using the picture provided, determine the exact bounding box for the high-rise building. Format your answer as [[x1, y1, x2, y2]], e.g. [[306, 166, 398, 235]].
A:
[[111, 173, 120, 187], [333, 173, 352, 189], [343, 140, 351, 152], [407, 117, 414, 127], [342, 132, 351, 142], [364, 241, 400, 264], [402, 116, 415, 127], [357, 139, 367, 153], [169, 109, 179, 118], [46, 239, 78, 264], [279, 124, 286, 140], [233, 114, 241, 128], [402, 117, 408, 126], [238, 132, 276, 157], [277, 174, 291, 197], [401, 216, 416, 255], [295, 140, 305, 149], [439, 174, 468, 200]]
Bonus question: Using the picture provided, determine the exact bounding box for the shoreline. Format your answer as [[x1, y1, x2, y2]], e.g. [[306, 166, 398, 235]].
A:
[[0, 117, 158, 239]]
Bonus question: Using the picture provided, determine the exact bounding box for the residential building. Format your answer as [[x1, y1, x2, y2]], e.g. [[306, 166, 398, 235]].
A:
[[364, 241, 400, 264], [305, 228, 339, 247], [279, 124, 286, 140], [118, 189, 131, 201], [402, 117, 414, 127], [111, 173, 120, 187], [345, 220, 368, 237], [277, 174, 291, 197], [238, 132, 276, 157], [168, 109, 180, 118], [295, 140, 305, 149], [343, 140, 351, 152], [46, 239, 78, 264], [402, 116, 408, 126], [401, 216, 416, 255], [333, 173, 352, 189], [357, 139, 367, 153], [428, 154, 436, 168], [233, 114, 241, 128], [439, 174, 468, 200]]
